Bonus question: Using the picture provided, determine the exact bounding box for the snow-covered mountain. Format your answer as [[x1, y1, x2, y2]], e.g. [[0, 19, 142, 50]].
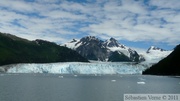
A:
[[103, 38, 142, 62], [62, 36, 143, 62], [141, 46, 172, 63], [62, 36, 173, 63], [146, 46, 166, 53]]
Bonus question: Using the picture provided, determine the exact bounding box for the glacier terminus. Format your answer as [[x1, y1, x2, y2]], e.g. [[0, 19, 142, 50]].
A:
[[2, 62, 151, 74]]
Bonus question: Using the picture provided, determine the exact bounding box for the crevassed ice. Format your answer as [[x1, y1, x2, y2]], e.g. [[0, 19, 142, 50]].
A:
[[6, 62, 150, 74]]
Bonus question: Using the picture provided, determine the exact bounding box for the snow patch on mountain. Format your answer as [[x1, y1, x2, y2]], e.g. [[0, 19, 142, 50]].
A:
[[63, 39, 81, 49], [107, 47, 130, 57]]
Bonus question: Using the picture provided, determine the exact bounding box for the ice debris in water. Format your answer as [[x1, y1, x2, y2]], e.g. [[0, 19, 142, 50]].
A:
[[137, 82, 146, 84], [111, 80, 116, 82], [58, 76, 63, 78]]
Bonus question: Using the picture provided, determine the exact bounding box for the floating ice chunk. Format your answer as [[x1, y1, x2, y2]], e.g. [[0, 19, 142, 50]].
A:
[[137, 81, 145, 84], [111, 80, 116, 82], [74, 75, 77, 77], [59, 76, 63, 78]]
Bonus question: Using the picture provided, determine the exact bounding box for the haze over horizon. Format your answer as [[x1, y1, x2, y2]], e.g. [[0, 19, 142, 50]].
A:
[[0, 0, 180, 50]]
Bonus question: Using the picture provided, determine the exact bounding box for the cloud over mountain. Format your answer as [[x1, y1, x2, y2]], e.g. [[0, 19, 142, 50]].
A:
[[0, 0, 179, 48]]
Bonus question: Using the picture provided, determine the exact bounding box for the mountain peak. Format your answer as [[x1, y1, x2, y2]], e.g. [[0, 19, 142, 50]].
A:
[[79, 36, 102, 44], [82, 36, 99, 41], [79, 36, 102, 45], [103, 37, 125, 48], [147, 46, 166, 53], [63, 36, 143, 62], [109, 37, 116, 41], [70, 39, 78, 43]]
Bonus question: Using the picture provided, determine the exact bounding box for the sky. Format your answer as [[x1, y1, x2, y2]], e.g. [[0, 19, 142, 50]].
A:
[[0, 0, 180, 51]]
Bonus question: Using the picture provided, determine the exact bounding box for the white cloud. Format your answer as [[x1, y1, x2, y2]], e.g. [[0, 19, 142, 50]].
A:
[[0, 0, 179, 47], [0, 0, 35, 13], [120, 0, 147, 14], [36, 0, 59, 4], [149, 0, 180, 10]]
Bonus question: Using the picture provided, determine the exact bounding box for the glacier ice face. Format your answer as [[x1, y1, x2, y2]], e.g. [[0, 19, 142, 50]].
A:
[[5, 62, 150, 74]]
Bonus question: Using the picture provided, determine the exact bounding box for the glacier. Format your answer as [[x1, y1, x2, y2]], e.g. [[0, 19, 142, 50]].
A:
[[2, 62, 152, 74]]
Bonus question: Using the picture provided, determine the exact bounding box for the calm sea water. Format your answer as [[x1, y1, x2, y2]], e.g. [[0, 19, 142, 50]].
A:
[[0, 74, 179, 101]]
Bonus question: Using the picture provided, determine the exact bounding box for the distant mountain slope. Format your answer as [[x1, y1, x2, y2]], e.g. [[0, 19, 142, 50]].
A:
[[0, 32, 88, 66], [63, 36, 143, 62], [140, 46, 172, 63], [146, 46, 166, 53], [143, 44, 180, 75]]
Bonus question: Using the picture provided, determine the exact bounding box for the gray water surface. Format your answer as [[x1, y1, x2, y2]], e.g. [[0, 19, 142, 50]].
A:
[[0, 74, 180, 101]]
